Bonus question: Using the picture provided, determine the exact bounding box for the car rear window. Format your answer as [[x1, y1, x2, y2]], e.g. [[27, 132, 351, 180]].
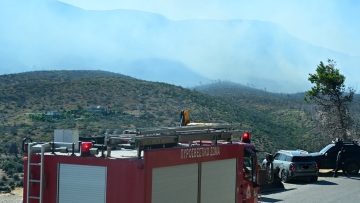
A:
[[291, 156, 314, 162]]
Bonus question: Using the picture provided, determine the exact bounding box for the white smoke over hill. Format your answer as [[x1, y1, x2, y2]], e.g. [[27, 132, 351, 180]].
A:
[[0, 0, 359, 93]]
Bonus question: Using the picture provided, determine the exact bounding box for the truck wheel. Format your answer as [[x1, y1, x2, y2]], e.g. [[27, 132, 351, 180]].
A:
[[346, 162, 359, 175], [281, 170, 289, 183]]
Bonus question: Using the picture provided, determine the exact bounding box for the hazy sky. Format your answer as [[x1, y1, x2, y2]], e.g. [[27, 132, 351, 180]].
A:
[[59, 0, 360, 57]]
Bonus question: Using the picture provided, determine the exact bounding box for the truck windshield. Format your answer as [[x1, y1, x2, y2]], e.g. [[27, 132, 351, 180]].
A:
[[319, 144, 334, 154]]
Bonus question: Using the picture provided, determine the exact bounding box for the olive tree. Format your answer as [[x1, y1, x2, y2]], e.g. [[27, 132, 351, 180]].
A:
[[305, 59, 355, 141]]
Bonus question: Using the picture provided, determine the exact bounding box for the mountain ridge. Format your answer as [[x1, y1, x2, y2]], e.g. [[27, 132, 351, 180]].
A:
[[0, 0, 359, 93]]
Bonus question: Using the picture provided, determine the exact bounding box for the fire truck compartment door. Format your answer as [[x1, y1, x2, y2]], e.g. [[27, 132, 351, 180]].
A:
[[58, 164, 107, 203], [152, 163, 198, 203], [201, 158, 237, 203]]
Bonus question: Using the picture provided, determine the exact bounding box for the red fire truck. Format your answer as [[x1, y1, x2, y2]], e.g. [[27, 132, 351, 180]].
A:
[[22, 122, 261, 203]]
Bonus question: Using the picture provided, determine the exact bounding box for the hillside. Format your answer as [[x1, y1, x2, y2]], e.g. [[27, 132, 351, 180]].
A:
[[1, 70, 359, 155], [193, 82, 360, 149], [193, 82, 316, 150], [0, 71, 263, 151]]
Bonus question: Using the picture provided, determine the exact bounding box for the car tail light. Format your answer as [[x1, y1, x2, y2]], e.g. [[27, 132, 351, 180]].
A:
[[315, 163, 319, 169], [290, 163, 295, 171]]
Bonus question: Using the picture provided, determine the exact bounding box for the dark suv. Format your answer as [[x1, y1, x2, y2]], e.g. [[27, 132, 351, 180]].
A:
[[262, 150, 318, 183], [310, 139, 360, 175]]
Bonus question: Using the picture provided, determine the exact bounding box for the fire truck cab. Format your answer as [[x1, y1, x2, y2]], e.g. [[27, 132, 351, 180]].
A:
[[22, 123, 260, 203]]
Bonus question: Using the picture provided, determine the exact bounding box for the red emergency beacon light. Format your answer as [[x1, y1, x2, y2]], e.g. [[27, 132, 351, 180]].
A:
[[241, 131, 251, 143], [81, 142, 93, 156]]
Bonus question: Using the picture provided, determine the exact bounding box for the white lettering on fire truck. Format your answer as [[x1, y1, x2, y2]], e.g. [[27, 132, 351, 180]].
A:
[[180, 146, 220, 159]]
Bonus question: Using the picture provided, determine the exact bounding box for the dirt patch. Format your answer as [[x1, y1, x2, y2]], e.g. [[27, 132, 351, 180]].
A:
[[0, 187, 23, 203], [319, 169, 333, 173], [318, 169, 334, 177], [0, 169, 23, 202]]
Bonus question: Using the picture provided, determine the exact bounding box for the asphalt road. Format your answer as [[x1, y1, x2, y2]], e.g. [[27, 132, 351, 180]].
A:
[[261, 172, 360, 203]]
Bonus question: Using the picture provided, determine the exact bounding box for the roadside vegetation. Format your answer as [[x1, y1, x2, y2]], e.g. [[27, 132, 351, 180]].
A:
[[0, 155, 23, 193]]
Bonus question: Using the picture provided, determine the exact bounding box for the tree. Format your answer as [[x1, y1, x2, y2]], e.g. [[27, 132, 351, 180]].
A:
[[305, 59, 355, 141]]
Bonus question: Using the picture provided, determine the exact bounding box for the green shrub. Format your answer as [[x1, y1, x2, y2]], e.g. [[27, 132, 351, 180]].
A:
[[17, 179, 23, 187], [0, 186, 10, 193], [9, 180, 15, 187], [13, 174, 20, 181], [1, 175, 7, 181]]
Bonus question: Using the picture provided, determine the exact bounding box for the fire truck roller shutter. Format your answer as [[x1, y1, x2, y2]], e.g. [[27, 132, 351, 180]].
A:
[[58, 164, 107, 203], [152, 163, 198, 203], [201, 158, 237, 203]]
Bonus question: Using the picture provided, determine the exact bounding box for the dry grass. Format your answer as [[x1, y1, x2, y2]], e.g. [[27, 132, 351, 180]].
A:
[[0, 187, 23, 203]]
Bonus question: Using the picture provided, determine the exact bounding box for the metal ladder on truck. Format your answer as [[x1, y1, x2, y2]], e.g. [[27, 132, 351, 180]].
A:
[[106, 123, 246, 159], [26, 142, 51, 203]]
